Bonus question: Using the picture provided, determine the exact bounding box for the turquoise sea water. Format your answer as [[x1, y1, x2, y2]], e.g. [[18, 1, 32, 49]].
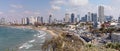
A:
[[0, 26, 39, 51]]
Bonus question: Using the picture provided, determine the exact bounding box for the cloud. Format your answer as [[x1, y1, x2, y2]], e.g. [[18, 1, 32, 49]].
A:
[[69, 0, 88, 6], [23, 10, 41, 16], [51, 5, 61, 11], [50, 0, 89, 12], [23, 11, 31, 14], [51, 0, 65, 5], [49, 0, 91, 19], [103, 5, 120, 18], [49, 0, 120, 19], [50, 0, 65, 11], [10, 4, 23, 9]]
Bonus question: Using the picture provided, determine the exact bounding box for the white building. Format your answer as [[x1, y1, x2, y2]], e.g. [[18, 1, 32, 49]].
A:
[[98, 6, 105, 23], [22, 18, 27, 24], [0, 18, 6, 24], [29, 16, 37, 25], [65, 13, 70, 23], [87, 12, 92, 22]]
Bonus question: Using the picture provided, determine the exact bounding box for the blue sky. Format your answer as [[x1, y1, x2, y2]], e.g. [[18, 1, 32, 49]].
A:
[[0, 0, 119, 22]]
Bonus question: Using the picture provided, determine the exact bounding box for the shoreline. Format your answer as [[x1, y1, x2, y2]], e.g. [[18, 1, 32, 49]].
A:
[[5, 25, 57, 50], [8, 25, 58, 37]]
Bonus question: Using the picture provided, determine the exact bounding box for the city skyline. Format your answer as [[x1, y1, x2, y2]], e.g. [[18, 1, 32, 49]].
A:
[[0, 0, 120, 22]]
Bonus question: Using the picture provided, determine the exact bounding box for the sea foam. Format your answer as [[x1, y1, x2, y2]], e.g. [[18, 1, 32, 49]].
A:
[[19, 30, 46, 50]]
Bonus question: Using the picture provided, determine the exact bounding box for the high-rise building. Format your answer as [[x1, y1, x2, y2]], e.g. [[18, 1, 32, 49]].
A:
[[84, 15, 87, 22], [87, 12, 92, 22], [71, 13, 75, 23], [65, 13, 70, 23], [26, 17, 29, 25], [118, 17, 120, 23], [98, 6, 105, 23], [37, 16, 41, 23], [37, 16, 43, 24], [49, 14, 52, 24], [77, 15, 80, 22], [21, 18, 24, 24], [75, 18, 77, 23], [53, 18, 57, 24], [105, 16, 113, 22], [41, 17, 43, 24], [29, 16, 36, 25], [91, 13, 97, 22], [81, 15, 87, 22], [0, 18, 6, 24], [22, 18, 26, 24]]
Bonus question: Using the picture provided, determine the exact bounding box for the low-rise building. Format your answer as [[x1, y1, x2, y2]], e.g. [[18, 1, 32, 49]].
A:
[[111, 33, 120, 43]]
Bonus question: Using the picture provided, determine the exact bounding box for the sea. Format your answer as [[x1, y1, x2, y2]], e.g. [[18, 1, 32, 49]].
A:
[[0, 26, 50, 51]]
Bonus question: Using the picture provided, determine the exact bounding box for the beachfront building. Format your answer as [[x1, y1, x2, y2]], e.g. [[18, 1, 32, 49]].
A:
[[37, 16, 41, 23], [37, 16, 44, 24], [22, 18, 27, 25], [21, 17, 31, 25], [41, 17, 44, 24], [0, 18, 6, 25], [29, 16, 36, 25]]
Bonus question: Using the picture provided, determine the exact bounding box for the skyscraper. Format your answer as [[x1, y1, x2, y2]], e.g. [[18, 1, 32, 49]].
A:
[[37, 16, 41, 23], [21, 18, 29, 25], [26, 17, 29, 25], [84, 14, 87, 22], [118, 17, 120, 23], [91, 13, 97, 22], [81, 14, 87, 22], [65, 13, 70, 23], [0, 18, 6, 24], [71, 13, 75, 23], [49, 14, 52, 24], [87, 12, 92, 22], [37, 16, 44, 24], [77, 15, 80, 22], [105, 16, 113, 22], [98, 6, 105, 23], [29, 16, 36, 25], [41, 17, 43, 24], [75, 18, 77, 23]]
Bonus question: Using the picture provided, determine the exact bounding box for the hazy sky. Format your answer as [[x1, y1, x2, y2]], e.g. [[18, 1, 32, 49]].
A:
[[0, 0, 120, 22]]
